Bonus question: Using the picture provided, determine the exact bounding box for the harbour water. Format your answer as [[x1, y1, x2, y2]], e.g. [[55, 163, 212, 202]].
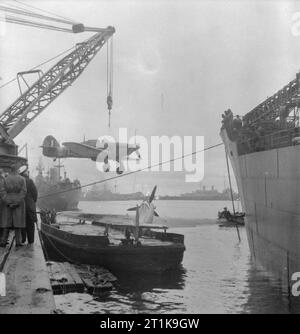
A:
[[55, 200, 296, 314]]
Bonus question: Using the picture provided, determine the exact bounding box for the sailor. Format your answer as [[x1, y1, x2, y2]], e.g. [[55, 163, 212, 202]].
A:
[[0, 164, 27, 248], [233, 115, 242, 130], [222, 109, 234, 136], [222, 207, 231, 219], [125, 227, 131, 240], [20, 168, 38, 245]]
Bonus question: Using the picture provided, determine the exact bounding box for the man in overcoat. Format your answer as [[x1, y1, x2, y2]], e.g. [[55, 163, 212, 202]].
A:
[[0, 165, 27, 247], [21, 169, 38, 244]]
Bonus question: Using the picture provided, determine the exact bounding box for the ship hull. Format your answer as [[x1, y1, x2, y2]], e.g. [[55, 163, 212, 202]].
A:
[[221, 129, 300, 291], [37, 186, 81, 212]]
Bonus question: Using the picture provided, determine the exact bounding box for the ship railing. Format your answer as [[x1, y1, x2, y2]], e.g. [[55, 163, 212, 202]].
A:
[[237, 127, 300, 155]]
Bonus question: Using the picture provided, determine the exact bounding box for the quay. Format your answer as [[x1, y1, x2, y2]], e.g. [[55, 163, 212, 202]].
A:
[[0, 225, 55, 314], [0, 1, 117, 315]]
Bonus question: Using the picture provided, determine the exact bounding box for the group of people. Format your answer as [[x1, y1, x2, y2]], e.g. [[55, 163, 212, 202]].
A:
[[221, 109, 243, 140], [0, 164, 38, 248]]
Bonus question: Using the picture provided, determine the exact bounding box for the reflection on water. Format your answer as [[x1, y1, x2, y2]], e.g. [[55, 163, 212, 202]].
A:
[[54, 201, 300, 314], [116, 267, 187, 292], [96, 268, 187, 314]]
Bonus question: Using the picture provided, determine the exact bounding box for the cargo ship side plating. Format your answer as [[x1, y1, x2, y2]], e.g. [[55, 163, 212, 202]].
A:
[[220, 72, 300, 291]]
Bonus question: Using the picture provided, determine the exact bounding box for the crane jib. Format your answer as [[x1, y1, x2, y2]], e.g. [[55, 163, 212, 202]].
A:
[[0, 26, 115, 142]]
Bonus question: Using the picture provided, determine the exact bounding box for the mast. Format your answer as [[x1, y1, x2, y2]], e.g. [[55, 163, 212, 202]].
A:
[[54, 158, 64, 181]]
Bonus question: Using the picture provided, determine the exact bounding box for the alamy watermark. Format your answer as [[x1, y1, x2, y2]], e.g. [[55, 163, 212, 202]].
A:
[[0, 273, 6, 297], [291, 12, 300, 36], [0, 12, 6, 37], [95, 128, 205, 183], [291, 272, 300, 297]]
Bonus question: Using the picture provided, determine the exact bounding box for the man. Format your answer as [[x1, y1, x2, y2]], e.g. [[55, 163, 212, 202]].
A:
[[0, 164, 27, 247], [233, 115, 243, 131], [21, 169, 38, 245], [223, 207, 231, 219]]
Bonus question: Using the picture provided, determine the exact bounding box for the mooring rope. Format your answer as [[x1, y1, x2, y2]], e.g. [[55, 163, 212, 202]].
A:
[[37, 142, 224, 200]]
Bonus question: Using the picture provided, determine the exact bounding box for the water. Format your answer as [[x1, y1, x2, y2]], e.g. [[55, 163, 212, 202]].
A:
[[54, 200, 295, 314]]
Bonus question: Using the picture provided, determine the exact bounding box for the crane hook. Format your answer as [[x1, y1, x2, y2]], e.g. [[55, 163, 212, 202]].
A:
[[107, 94, 112, 128]]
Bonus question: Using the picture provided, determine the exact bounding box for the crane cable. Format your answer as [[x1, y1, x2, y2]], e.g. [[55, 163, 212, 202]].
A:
[[0, 45, 76, 89], [0, 14, 74, 33], [12, 0, 77, 24], [106, 36, 113, 127], [38, 142, 224, 199], [0, 4, 76, 26]]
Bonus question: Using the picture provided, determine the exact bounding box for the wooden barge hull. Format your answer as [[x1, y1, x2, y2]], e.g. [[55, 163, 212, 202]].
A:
[[41, 223, 185, 273]]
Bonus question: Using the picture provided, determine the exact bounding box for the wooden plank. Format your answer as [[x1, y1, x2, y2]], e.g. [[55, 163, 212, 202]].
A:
[[62, 262, 85, 287], [81, 277, 113, 295], [47, 261, 84, 295], [0, 226, 55, 314], [75, 265, 117, 295]]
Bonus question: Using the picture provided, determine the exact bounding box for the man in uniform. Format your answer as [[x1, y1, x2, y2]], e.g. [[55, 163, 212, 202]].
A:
[[21, 168, 38, 245]]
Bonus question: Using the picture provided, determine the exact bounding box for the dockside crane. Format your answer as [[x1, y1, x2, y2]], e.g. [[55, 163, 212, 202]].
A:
[[0, 3, 115, 168]]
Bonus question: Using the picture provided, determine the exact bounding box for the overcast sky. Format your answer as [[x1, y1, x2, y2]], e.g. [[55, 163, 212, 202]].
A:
[[1, 0, 300, 195]]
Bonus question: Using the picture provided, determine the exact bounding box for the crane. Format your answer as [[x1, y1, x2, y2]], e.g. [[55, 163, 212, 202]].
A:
[[0, 6, 115, 168]]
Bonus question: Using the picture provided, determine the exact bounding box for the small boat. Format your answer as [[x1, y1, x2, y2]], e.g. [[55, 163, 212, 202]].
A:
[[217, 210, 245, 227], [40, 187, 185, 273], [40, 212, 185, 273]]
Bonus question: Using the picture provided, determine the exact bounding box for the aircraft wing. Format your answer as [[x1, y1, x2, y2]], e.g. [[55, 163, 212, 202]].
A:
[[62, 142, 103, 158]]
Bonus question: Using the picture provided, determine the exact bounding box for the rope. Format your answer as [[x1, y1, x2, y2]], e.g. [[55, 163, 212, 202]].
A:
[[106, 36, 113, 127], [106, 37, 113, 98], [224, 148, 241, 242], [1, 14, 74, 33], [38, 142, 224, 200], [110, 36, 113, 98], [0, 4, 75, 26], [12, 0, 77, 24], [225, 148, 236, 214]]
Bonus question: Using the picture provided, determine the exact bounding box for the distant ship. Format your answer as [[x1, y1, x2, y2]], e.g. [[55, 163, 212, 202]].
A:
[[83, 184, 239, 202], [159, 186, 239, 201], [83, 184, 145, 201], [35, 161, 82, 212]]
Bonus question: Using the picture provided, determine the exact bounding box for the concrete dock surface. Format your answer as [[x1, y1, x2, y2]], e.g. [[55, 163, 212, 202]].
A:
[[0, 227, 55, 314]]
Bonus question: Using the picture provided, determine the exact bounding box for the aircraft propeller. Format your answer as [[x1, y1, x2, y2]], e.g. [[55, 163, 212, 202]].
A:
[[127, 185, 159, 217]]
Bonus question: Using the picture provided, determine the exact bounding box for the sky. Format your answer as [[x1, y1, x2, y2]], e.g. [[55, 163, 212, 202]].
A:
[[1, 0, 300, 195]]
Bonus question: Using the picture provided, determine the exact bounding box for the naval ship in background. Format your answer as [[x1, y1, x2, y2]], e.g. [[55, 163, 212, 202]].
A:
[[83, 183, 239, 202], [159, 185, 239, 201], [83, 183, 145, 201], [35, 160, 82, 212], [221, 71, 300, 291]]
